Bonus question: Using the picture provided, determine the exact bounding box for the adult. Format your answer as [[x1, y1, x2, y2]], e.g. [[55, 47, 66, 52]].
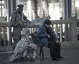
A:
[[11, 4, 31, 50], [37, 19, 63, 61]]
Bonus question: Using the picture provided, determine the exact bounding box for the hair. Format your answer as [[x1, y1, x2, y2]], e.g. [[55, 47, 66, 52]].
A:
[[43, 19, 51, 25], [17, 4, 24, 8]]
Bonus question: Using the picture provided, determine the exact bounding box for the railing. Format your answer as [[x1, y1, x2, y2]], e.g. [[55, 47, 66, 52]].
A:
[[0, 17, 79, 51]]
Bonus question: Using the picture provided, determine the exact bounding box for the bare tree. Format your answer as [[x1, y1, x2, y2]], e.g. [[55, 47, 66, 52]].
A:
[[33, 0, 38, 18]]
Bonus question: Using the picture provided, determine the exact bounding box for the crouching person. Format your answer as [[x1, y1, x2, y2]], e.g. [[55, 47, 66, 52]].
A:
[[37, 19, 63, 61], [9, 28, 37, 62]]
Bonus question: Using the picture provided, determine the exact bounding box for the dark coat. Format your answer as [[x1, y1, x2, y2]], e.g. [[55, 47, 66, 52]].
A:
[[37, 25, 57, 46], [11, 9, 30, 40]]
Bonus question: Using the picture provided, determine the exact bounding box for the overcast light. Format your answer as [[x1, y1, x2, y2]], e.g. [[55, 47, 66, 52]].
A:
[[75, 1, 79, 7]]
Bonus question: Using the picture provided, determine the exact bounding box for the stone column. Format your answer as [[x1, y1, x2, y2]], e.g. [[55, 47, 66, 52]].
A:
[[7, 0, 16, 46], [64, 0, 72, 41], [71, 17, 77, 43]]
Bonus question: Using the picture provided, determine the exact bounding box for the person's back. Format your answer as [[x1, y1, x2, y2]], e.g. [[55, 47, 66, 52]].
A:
[[37, 19, 56, 46]]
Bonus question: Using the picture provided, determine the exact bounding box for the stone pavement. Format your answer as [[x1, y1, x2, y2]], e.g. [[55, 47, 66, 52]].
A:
[[0, 46, 79, 64]]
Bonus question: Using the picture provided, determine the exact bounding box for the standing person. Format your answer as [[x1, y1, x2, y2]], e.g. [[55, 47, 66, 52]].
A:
[[11, 4, 31, 50], [37, 19, 63, 61]]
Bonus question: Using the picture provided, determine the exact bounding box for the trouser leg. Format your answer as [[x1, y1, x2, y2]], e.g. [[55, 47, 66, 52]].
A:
[[13, 39, 18, 50], [48, 42, 57, 59], [13, 37, 21, 50], [39, 46, 44, 60], [56, 43, 61, 57]]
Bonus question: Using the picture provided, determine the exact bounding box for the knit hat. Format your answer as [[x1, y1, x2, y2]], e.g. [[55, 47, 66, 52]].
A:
[[17, 4, 24, 8], [44, 19, 51, 25]]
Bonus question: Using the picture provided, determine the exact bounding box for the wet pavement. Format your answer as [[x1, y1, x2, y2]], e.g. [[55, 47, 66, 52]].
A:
[[0, 46, 79, 64]]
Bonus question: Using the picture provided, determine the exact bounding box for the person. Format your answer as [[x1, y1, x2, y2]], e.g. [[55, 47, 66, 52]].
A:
[[37, 19, 63, 61], [10, 4, 31, 50], [9, 27, 37, 62]]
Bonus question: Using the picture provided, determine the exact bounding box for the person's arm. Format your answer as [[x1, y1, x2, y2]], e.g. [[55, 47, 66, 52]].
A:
[[50, 27, 60, 43], [24, 15, 30, 23], [11, 13, 19, 27], [37, 26, 48, 38], [23, 14, 31, 23], [23, 14, 34, 27], [50, 27, 57, 41]]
